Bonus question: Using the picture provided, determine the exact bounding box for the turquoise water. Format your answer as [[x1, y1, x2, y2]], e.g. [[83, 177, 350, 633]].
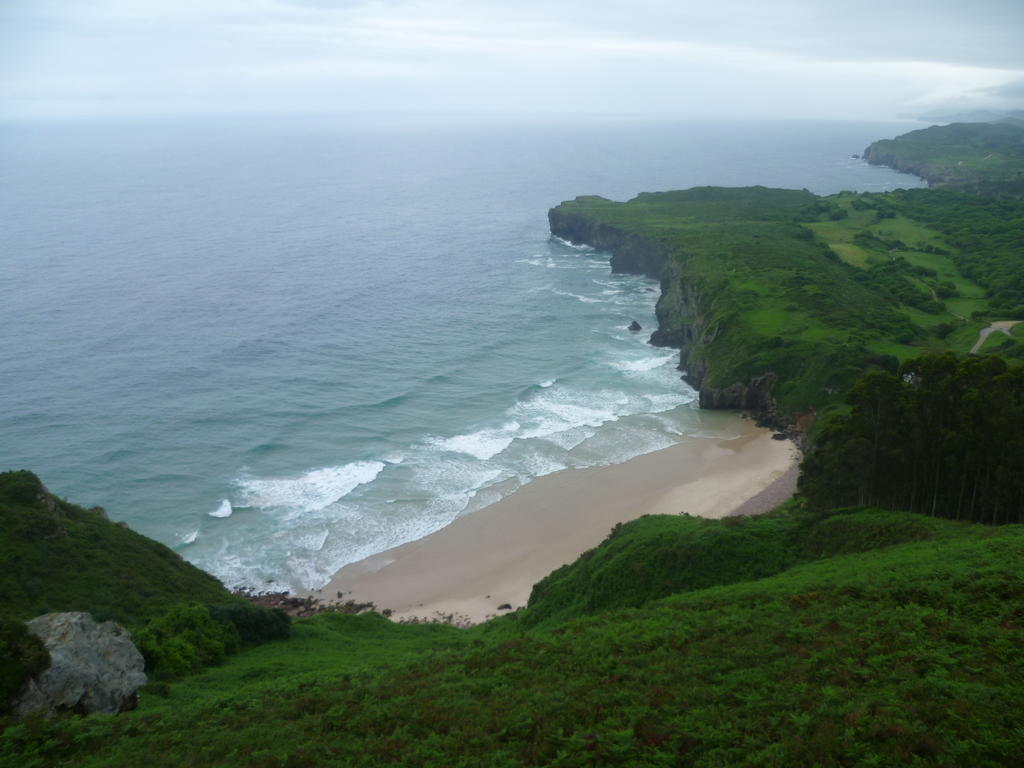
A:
[[0, 117, 924, 591]]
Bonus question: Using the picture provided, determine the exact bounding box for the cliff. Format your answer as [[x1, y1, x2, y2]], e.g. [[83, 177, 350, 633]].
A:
[[548, 187, 910, 430], [549, 197, 671, 279], [549, 193, 789, 423]]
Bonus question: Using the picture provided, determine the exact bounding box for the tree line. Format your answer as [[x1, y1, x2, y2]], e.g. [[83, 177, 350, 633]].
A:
[[800, 352, 1024, 524]]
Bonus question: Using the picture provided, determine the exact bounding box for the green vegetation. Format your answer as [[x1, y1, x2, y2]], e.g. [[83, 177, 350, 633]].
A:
[[864, 119, 1024, 193], [872, 189, 1024, 316], [5, 363, 1024, 764], [5, 125, 1024, 765], [800, 352, 1024, 525], [552, 188, 923, 415], [521, 512, 802, 628], [519, 505, 958, 630], [0, 470, 240, 626], [0, 620, 48, 715], [3, 507, 1022, 767], [0, 470, 289, 692], [134, 603, 243, 680], [550, 178, 1024, 420]]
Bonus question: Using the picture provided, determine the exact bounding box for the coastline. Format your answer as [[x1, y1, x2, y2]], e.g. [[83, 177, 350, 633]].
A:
[[319, 414, 799, 625]]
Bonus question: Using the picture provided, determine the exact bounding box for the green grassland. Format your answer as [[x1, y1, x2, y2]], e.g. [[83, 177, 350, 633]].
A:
[[805, 194, 993, 341], [5, 506, 1022, 767]]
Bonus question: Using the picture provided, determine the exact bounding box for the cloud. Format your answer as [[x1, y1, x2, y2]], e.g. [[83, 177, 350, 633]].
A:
[[2, 0, 1023, 119], [979, 78, 1024, 101]]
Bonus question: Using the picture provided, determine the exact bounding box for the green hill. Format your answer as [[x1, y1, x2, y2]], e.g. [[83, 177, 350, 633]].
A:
[[519, 506, 950, 629], [4, 507, 1021, 767], [0, 470, 289, 697], [863, 120, 1024, 193], [0, 470, 241, 627]]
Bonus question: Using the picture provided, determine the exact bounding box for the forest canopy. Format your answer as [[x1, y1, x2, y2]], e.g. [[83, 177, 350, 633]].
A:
[[799, 352, 1024, 524]]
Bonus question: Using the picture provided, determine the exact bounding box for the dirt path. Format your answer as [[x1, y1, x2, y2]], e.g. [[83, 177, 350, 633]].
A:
[[970, 320, 1021, 354]]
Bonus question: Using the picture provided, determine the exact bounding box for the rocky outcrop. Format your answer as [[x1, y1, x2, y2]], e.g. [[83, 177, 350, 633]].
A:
[[862, 144, 946, 186], [13, 612, 146, 717], [628, 320, 642, 332], [550, 205, 784, 425]]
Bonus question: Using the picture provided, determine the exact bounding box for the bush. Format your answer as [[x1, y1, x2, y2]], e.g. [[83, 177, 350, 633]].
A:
[[207, 602, 290, 645], [134, 604, 240, 680], [0, 617, 50, 712]]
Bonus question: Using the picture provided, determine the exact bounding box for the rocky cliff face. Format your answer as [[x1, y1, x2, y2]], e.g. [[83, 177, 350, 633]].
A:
[[548, 204, 670, 279], [548, 205, 781, 423]]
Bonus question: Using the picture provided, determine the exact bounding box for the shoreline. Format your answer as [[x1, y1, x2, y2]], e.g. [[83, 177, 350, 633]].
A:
[[318, 415, 799, 625]]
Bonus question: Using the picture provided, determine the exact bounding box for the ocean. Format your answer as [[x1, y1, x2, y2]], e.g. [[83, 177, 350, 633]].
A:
[[0, 116, 924, 592]]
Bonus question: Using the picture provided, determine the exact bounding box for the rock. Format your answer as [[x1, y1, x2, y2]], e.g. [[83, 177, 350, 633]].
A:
[[851, 153, 860, 159], [628, 320, 643, 331], [13, 612, 146, 717], [497, 603, 512, 611]]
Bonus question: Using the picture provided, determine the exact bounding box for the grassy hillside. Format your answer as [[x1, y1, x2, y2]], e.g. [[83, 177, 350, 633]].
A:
[[4, 508, 1021, 767], [519, 506, 951, 629], [863, 120, 1024, 192], [0, 470, 242, 627]]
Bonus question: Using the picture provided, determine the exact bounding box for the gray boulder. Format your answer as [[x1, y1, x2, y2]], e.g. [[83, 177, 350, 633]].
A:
[[13, 612, 147, 717]]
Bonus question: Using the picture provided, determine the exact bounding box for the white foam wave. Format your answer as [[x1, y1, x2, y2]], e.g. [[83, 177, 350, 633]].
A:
[[180, 528, 199, 544], [237, 461, 385, 514], [516, 256, 556, 268], [552, 288, 601, 304], [517, 255, 595, 271], [539, 379, 555, 388], [610, 353, 678, 373], [552, 236, 594, 251], [430, 422, 520, 461], [209, 499, 233, 518]]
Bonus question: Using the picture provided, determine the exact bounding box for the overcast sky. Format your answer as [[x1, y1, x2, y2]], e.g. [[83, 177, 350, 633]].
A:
[[2, 0, 1023, 120]]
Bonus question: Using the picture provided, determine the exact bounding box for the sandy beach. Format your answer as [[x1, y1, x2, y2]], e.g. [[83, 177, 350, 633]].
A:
[[319, 415, 799, 625]]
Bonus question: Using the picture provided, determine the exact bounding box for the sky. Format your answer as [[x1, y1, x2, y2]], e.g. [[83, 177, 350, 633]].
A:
[[2, 0, 1024, 121]]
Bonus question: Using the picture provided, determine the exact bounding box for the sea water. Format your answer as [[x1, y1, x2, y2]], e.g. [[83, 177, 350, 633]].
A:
[[0, 116, 924, 592]]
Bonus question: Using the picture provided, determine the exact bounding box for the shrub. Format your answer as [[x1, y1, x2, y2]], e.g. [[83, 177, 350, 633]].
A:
[[207, 602, 290, 645], [0, 617, 50, 712], [134, 604, 240, 680]]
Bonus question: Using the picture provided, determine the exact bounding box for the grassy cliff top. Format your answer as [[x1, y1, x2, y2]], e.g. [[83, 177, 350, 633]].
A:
[[864, 120, 1024, 192], [550, 185, 1024, 419]]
